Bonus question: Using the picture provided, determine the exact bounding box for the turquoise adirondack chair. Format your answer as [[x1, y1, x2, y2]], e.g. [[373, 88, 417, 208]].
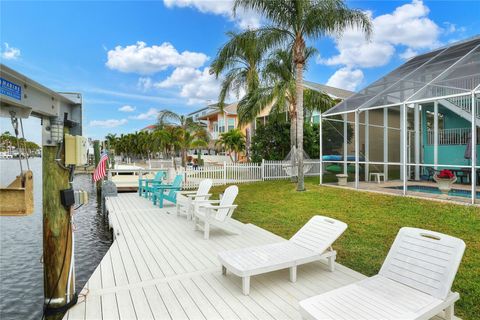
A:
[[152, 175, 183, 208], [138, 170, 167, 198]]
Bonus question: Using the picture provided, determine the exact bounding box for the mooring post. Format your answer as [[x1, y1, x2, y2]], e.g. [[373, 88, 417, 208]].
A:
[[42, 119, 76, 319]]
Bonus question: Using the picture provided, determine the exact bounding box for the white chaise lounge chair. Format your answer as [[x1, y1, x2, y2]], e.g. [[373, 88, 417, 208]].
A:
[[218, 215, 348, 295], [299, 227, 466, 320], [174, 179, 213, 219], [193, 185, 239, 240]]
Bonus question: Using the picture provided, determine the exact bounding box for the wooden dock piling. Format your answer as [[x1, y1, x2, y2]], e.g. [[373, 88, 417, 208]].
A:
[[42, 145, 76, 318]]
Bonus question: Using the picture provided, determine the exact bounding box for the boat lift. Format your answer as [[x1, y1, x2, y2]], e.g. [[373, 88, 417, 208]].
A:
[[1, 63, 86, 317]]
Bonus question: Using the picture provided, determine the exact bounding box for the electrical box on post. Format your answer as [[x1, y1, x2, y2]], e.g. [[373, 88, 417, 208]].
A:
[[65, 134, 88, 166]]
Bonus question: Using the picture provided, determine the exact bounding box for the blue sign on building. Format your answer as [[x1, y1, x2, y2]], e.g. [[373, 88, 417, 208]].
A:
[[0, 77, 22, 101]]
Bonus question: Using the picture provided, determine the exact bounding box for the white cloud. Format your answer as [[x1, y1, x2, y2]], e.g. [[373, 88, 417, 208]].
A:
[[137, 77, 153, 91], [129, 108, 159, 120], [163, 0, 261, 29], [89, 119, 128, 128], [373, 0, 441, 49], [399, 48, 418, 60], [326, 68, 364, 92], [84, 86, 177, 104], [106, 41, 209, 74], [155, 67, 198, 88], [118, 105, 136, 112], [443, 22, 466, 35], [319, 40, 395, 68], [320, 0, 441, 69], [2, 43, 21, 60], [155, 67, 222, 105]]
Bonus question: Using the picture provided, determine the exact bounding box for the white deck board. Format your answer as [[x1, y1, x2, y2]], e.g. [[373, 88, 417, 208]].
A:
[[65, 193, 451, 320]]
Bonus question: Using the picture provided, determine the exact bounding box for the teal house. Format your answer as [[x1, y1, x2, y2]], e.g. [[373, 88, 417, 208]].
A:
[[422, 102, 479, 167], [319, 36, 480, 204]]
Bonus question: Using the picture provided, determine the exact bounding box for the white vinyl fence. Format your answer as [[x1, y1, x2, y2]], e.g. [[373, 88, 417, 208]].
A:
[[182, 162, 262, 189], [181, 160, 321, 189], [148, 158, 182, 169]]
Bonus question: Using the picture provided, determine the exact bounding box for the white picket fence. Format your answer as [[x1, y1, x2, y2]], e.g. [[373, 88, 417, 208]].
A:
[[181, 160, 321, 189], [148, 158, 182, 169]]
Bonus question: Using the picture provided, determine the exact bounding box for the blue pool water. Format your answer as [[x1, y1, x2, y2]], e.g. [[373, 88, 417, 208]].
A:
[[386, 185, 480, 198]]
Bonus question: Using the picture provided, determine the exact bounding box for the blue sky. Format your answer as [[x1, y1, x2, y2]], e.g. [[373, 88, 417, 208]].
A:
[[1, 0, 479, 143]]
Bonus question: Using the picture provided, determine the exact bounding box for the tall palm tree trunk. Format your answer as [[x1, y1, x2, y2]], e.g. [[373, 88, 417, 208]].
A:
[[289, 108, 297, 182], [181, 149, 187, 168], [294, 45, 305, 191]]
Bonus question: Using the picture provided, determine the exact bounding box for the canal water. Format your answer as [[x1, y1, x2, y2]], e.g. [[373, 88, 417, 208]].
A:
[[0, 158, 113, 319]]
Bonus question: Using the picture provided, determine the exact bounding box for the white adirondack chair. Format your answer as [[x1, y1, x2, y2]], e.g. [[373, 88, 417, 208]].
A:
[[299, 227, 466, 320], [218, 216, 348, 295], [174, 179, 213, 219], [193, 185, 239, 240]]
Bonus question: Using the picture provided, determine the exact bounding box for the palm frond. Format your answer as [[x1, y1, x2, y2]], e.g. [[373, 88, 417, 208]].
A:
[[303, 0, 372, 39], [234, 0, 295, 28], [303, 88, 335, 113], [157, 110, 181, 128]]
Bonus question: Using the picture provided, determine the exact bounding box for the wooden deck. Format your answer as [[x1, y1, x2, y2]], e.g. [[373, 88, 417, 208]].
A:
[[64, 193, 451, 320]]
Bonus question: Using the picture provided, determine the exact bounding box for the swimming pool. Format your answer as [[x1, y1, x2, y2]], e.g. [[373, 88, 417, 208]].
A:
[[385, 185, 480, 199]]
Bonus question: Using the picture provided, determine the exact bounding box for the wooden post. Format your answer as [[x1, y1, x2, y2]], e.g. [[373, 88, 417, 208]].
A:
[[42, 144, 75, 318]]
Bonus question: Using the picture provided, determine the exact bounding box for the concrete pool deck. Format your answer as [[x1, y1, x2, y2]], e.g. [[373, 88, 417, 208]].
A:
[[323, 180, 479, 206]]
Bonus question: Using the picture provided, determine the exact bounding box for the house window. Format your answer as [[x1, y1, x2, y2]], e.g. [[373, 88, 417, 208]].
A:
[[218, 119, 225, 132], [312, 115, 320, 124], [425, 110, 444, 130], [213, 122, 218, 132], [228, 118, 235, 131]]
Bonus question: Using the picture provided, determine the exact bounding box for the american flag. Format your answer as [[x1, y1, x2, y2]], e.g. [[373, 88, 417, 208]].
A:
[[93, 152, 108, 182]]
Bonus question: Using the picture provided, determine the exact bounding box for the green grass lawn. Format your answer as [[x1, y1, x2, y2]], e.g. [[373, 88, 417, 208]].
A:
[[212, 177, 480, 320]]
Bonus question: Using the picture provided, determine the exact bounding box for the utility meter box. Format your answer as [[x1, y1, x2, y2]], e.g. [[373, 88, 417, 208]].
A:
[[65, 134, 88, 166]]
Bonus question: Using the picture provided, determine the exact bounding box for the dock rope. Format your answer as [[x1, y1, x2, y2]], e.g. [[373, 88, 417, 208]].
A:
[[9, 111, 23, 173], [19, 117, 30, 171]]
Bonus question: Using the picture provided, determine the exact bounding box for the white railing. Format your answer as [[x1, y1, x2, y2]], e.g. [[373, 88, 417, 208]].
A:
[[263, 160, 291, 180], [108, 160, 322, 190], [427, 127, 476, 145], [445, 93, 480, 118], [263, 159, 320, 180], [182, 162, 262, 189], [148, 158, 181, 169], [180, 160, 321, 189]]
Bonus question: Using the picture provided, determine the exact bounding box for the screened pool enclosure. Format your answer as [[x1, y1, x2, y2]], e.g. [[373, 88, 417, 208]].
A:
[[319, 36, 480, 204]]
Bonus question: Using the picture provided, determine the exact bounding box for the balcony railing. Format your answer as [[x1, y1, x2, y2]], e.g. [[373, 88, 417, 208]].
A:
[[427, 127, 479, 145]]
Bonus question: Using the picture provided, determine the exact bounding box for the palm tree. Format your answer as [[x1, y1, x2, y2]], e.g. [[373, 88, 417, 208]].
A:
[[211, 30, 275, 159], [157, 109, 209, 167], [216, 129, 246, 162], [105, 133, 118, 167], [238, 48, 334, 180], [210, 30, 269, 108], [105, 133, 117, 150], [234, 0, 371, 191]]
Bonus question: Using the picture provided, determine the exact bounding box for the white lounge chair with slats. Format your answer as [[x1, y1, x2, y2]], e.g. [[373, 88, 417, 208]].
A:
[[174, 179, 213, 219], [218, 215, 348, 295], [193, 185, 239, 240], [299, 227, 466, 320]]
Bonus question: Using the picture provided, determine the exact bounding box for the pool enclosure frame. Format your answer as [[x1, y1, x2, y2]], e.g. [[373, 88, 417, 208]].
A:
[[318, 36, 480, 204]]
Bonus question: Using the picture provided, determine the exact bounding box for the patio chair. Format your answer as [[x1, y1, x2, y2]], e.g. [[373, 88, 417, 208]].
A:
[[193, 185, 239, 240], [138, 170, 166, 198], [174, 179, 213, 219], [152, 174, 183, 208], [299, 227, 466, 320], [217, 215, 347, 295]]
